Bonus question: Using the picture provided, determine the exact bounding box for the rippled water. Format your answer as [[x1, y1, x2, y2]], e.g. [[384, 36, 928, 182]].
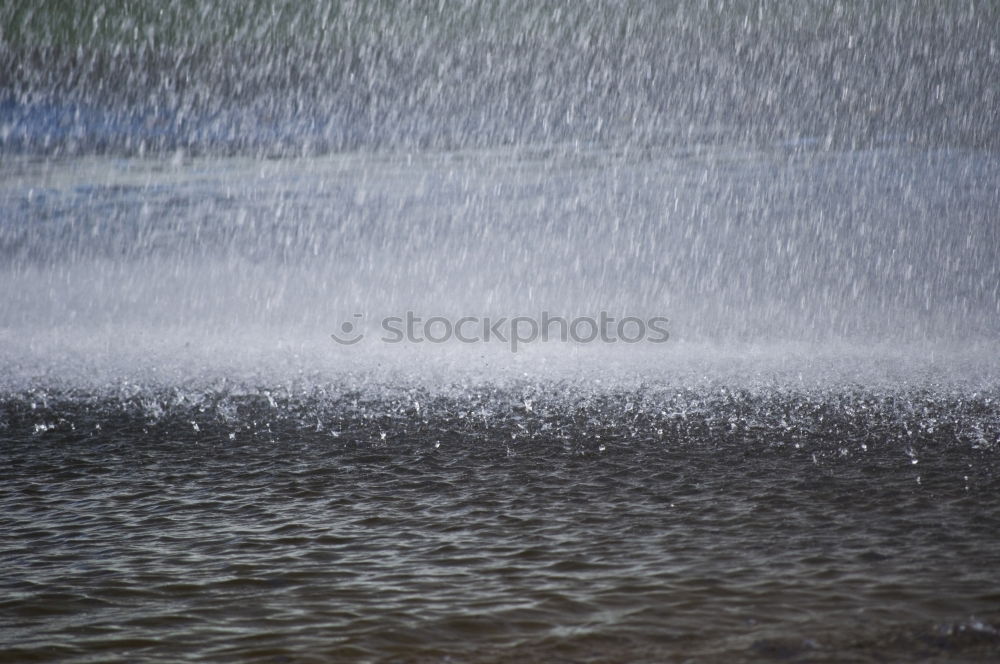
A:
[[2, 354, 1000, 662]]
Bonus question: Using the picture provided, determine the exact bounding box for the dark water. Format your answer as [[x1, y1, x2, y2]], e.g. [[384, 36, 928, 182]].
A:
[[3, 379, 1000, 662]]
